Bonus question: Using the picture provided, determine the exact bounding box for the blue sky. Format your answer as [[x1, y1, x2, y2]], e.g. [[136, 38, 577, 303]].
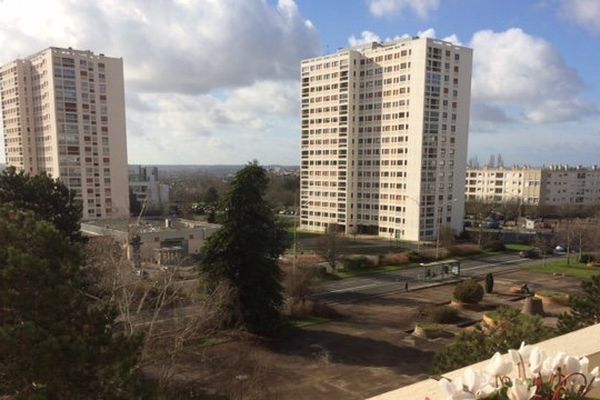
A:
[[0, 0, 598, 166]]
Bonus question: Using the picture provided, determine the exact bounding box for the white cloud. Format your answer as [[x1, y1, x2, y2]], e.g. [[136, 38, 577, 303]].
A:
[[0, 0, 319, 164], [126, 80, 301, 163], [417, 28, 437, 39], [470, 28, 596, 123], [348, 31, 382, 46], [560, 0, 600, 33], [346, 26, 595, 125], [367, 0, 441, 18], [0, 0, 320, 94]]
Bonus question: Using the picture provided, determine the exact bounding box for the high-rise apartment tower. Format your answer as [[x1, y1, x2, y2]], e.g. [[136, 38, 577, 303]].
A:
[[0, 47, 129, 219], [300, 37, 473, 241]]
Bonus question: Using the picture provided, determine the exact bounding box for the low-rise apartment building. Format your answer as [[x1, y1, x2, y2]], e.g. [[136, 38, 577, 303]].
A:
[[465, 167, 542, 204], [82, 218, 220, 265], [129, 166, 170, 214], [465, 165, 600, 208]]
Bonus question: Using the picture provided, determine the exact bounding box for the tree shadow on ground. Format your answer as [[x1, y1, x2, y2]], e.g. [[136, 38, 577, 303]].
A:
[[268, 328, 436, 374]]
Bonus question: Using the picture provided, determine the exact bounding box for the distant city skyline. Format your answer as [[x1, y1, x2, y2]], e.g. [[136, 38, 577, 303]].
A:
[[0, 0, 598, 166]]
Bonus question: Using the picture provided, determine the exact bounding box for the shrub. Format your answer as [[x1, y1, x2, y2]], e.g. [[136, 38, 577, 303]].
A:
[[343, 256, 375, 271], [482, 240, 506, 252], [432, 307, 554, 374], [427, 306, 459, 324], [579, 254, 596, 264], [448, 244, 482, 257], [381, 252, 411, 266], [453, 279, 484, 304]]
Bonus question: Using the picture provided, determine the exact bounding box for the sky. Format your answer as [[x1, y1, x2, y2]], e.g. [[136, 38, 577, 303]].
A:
[[0, 0, 599, 166]]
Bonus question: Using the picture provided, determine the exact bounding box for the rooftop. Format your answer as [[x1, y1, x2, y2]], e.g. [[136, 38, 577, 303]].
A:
[[82, 217, 220, 234]]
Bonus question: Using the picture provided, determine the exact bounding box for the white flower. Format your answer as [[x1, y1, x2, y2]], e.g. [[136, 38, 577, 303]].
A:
[[576, 357, 600, 388], [590, 366, 600, 388], [486, 352, 512, 377], [563, 355, 581, 375], [462, 368, 497, 398], [528, 347, 546, 376], [517, 342, 533, 361], [438, 378, 475, 400], [507, 379, 536, 400], [541, 352, 565, 379]]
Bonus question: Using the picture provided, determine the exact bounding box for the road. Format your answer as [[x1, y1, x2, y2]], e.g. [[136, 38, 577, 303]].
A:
[[311, 253, 550, 304], [127, 253, 556, 326]]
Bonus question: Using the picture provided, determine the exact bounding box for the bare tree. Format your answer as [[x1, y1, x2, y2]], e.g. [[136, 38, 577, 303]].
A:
[[496, 153, 504, 168], [85, 237, 234, 391], [439, 224, 455, 250], [313, 224, 348, 272], [284, 267, 317, 307]]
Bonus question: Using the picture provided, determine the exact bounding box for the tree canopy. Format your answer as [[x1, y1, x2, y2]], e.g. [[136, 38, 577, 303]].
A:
[[0, 167, 82, 242], [0, 206, 142, 398], [557, 275, 600, 334], [200, 161, 288, 334]]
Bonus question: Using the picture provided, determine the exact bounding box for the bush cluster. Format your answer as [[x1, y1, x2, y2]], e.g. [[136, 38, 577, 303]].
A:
[[343, 256, 375, 271], [579, 254, 596, 264], [381, 252, 411, 266], [453, 279, 484, 304], [482, 240, 506, 252], [448, 244, 482, 257]]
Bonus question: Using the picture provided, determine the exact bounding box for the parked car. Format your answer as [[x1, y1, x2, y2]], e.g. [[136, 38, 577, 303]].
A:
[[519, 249, 540, 259], [484, 219, 500, 229], [553, 245, 567, 255]]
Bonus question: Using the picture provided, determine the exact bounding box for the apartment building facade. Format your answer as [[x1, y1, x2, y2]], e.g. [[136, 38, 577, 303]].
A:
[[465, 165, 600, 207], [465, 167, 542, 204], [0, 47, 129, 219], [129, 166, 170, 214], [300, 37, 473, 241]]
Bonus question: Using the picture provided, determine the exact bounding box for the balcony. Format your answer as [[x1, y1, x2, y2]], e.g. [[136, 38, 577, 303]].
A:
[[369, 324, 600, 400]]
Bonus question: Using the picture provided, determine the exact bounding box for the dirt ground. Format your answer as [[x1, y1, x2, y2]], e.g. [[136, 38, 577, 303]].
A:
[[153, 270, 583, 399]]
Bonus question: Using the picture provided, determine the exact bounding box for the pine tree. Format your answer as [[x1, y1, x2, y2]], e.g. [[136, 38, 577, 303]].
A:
[[0, 167, 82, 242], [0, 206, 143, 398], [204, 186, 219, 205], [200, 161, 287, 334], [557, 275, 600, 333]]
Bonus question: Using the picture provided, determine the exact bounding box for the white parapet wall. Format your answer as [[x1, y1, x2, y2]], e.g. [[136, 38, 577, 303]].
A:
[[369, 323, 600, 400]]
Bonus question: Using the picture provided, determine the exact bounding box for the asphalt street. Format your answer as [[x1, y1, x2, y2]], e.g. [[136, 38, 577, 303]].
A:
[[310, 253, 553, 304]]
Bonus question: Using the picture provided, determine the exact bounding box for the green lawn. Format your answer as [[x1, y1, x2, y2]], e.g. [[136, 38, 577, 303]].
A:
[[330, 263, 419, 279], [525, 258, 600, 280], [505, 244, 533, 252]]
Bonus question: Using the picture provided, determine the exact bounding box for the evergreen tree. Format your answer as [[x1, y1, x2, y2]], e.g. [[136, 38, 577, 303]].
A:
[[557, 275, 600, 333], [0, 167, 82, 242], [200, 161, 287, 334], [204, 186, 219, 205], [0, 206, 142, 398]]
